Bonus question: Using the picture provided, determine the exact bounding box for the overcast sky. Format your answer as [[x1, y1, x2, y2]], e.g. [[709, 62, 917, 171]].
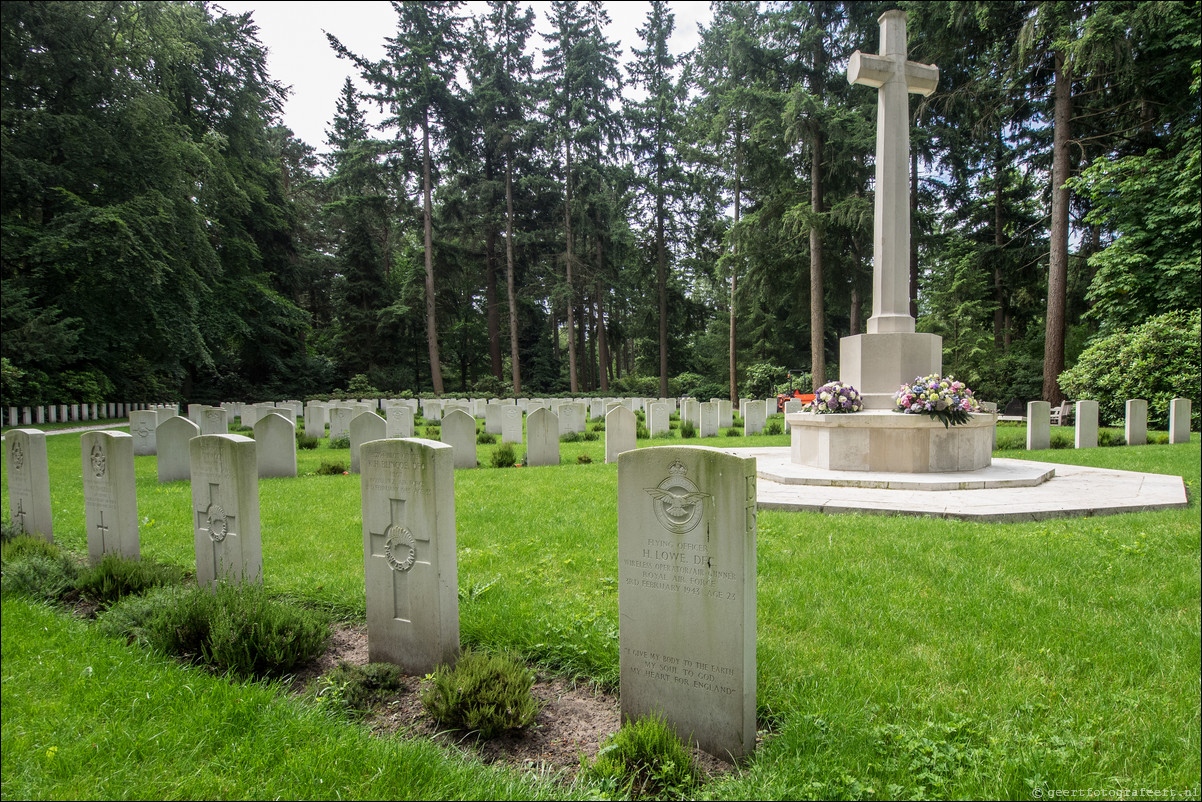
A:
[[217, 1, 715, 152]]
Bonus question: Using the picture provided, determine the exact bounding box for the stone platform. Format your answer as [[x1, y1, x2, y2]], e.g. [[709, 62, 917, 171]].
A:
[[720, 447, 1189, 522]]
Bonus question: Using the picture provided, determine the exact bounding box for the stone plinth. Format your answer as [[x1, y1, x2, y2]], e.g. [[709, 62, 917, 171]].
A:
[[839, 332, 942, 409], [787, 409, 994, 473]]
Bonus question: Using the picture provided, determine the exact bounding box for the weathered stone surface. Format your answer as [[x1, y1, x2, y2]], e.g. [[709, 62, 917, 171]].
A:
[[1170, 398, 1191, 444], [190, 434, 261, 587], [618, 446, 757, 760], [526, 407, 560, 467], [157, 416, 200, 482], [386, 404, 414, 438], [6, 429, 53, 540], [1027, 401, 1051, 451], [361, 438, 459, 673], [1075, 400, 1099, 449], [1125, 399, 1148, 446], [81, 431, 139, 562], [501, 405, 523, 445], [255, 412, 297, 479], [441, 409, 478, 469], [130, 410, 159, 456], [606, 406, 637, 464], [350, 411, 388, 473]]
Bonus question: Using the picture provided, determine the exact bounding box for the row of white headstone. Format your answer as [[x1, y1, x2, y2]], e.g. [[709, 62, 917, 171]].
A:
[[5, 425, 758, 761], [1023, 398, 1192, 450]]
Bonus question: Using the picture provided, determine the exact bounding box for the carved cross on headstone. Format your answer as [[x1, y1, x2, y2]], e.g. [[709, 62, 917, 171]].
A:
[[847, 10, 938, 335], [13, 498, 27, 533], [197, 481, 237, 580], [95, 510, 110, 550], [368, 497, 431, 623]]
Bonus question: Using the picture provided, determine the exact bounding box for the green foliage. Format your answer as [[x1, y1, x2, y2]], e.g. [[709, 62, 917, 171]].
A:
[[560, 431, 582, 443], [106, 581, 330, 679], [581, 713, 700, 800], [582, 430, 599, 441], [577, 453, 593, 464], [477, 431, 497, 445], [328, 435, 350, 449], [679, 420, 697, 439], [313, 661, 407, 718], [1, 517, 25, 545], [764, 419, 783, 436], [1, 532, 60, 561], [636, 423, 650, 439], [1, 551, 79, 603], [1058, 310, 1200, 429], [296, 433, 320, 450], [741, 362, 787, 399], [471, 375, 512, 398], [74, 554, 188, 607], [345, 375, 379, 397], [724, 427, 742, 437], [491, 443, 517, 468], [315, 460, 348, 475], [420, 649, 539, 738]]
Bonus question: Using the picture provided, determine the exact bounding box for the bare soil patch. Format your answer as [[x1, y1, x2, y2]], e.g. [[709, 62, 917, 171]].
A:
[[289, 624, 736, 786]]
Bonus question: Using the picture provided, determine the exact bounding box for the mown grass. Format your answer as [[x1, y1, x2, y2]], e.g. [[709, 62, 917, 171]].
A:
[[1, 419, 1198, 799]]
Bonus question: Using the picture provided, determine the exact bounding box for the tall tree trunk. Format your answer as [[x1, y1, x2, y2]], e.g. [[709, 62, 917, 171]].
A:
[[505, 152, 522, 395], [993, 148, 1006, 348], [729, 134, 741, 406], [1043, 49, 1071, 406], [564, 136, 579, 393], [809, 129, 825, 392], [422, 110, 444, 395], [576, 299, 589, 391], [657, 181, 668, 399], [486, 227, 502, 379], [595, 283, 609, 394]]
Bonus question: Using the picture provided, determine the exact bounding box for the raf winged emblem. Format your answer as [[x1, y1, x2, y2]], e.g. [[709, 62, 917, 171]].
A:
[[645, 460, 709, 534]]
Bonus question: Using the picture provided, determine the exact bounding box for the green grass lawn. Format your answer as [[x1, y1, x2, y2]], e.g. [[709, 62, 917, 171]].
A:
[[2, 421, 1198, 799]]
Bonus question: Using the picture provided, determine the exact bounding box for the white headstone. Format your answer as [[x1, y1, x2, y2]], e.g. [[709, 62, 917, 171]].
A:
[[1169, 398, 1191, 444], [304, 402, 328, 439], [187, 403, 203, 425], [526, 407, 560, 467], [618, 446, 756, 759], [1075, 400, 1099, 449], [1027, 401, 1051, 451], [441, 409, 478, 469], [606, 406, 637, 464], [648, 402, 670, 438], [718, 400, 733, 430], [255, 412, 297, 479], [328, 406, 354, 442], [361, 438, 459, 673], [680, 398, 700, 429], [6, 429, 53, 540], [743, 400, 766, 436], [190, 434, 261, 587], [201, 407, 228, 435], [350, 411, 388, 473], [386, 404, 415, 438], [1125, 399, 1148, 446], [156, 416, 200, 482], [560, 401, 586, 435], [81, 431, 139, 562], [501, 405, 523, 445], [699, 402, 718, 438], [130, 410, 159, 456]]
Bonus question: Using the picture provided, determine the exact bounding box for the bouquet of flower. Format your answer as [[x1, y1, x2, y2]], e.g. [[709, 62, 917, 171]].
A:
[[894, 374, 980, 428], [809, 381, 864, 413]]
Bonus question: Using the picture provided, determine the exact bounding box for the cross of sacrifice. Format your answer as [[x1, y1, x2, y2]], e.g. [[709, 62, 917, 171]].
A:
[[368, 497, 430, 623], [847, 10, 939, 335]]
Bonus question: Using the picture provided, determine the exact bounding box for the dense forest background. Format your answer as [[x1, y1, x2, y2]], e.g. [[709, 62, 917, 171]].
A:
[[2, 0, 1198, 410]]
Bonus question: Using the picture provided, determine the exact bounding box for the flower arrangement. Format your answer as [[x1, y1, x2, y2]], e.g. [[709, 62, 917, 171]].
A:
[[894, 374, 980, 428], [809, 381, 864, 413]]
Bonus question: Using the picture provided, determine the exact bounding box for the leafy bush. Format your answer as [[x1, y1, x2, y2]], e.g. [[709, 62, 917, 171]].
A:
[[114, 581, 330, 679], [577, 454, 593, 464], [1059, 310, 1200, 430], [296, 433, 320, 450], [316, 460, 347, 475], [346, 374, 379, 397], [764, 419, 783, 436], [582, 431, 599, 441], [740, 362, 787, 399], [636, 423, 650, 439], [560, 431, 582, 443], [328, 435, 350, 449], [471, 375, 512, 398], [314, 662, 407, 718], [724, 427, 742, 437], [420, 649, 539, 737], [581, 712, 700, 800], [1, 532, 60, 562], [1, 551, 79, 602], [75, 554, 188, 606], [2, 517, 28, 544], [679, 420, 697, 439], [491, 443, 517, 468], [424, 425, 441, 438], [476, 431, 496, 444]]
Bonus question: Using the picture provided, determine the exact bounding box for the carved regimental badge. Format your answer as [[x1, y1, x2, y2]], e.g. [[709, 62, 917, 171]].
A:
[[90, 442, 106, 477], [645, 460, 710, 534], [205, 505, 229, 542], [10, 440, 24, 470], [384, 525, 417, 572]]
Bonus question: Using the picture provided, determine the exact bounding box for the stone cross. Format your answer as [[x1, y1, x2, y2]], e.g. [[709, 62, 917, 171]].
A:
[[848, 9, 938, 335]]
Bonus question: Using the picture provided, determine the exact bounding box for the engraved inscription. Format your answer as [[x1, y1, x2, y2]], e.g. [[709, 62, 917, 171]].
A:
[[622, 647, 739, 695], [644, 461, 709, 534], [10, 440, 24, 470]]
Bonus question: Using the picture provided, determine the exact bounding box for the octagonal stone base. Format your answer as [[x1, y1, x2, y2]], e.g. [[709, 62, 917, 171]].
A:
[[787, 409, 995, 473]]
